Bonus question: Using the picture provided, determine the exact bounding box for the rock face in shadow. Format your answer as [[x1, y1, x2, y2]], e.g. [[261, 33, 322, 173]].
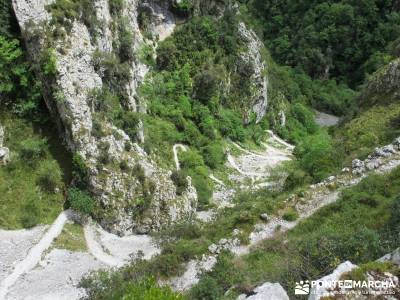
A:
[[12, 0, 197, 235]]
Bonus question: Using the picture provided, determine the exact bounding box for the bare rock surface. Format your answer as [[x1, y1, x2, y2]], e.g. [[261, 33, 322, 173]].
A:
[[0, 226, 47, 282], [6, 249, 104, 300], [237, 22, 268, 123], [314, 110, 340, 127], [237, 282, 289, 300], [308, 261, 358, 300]]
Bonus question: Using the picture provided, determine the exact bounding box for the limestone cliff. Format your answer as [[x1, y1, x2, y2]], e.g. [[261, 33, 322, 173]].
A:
[[13, 0, 196, 235], [12, 0, 270, 234]]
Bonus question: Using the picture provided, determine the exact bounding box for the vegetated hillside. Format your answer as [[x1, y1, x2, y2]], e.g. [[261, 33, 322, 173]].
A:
[[1, 0, 400, 298], [0, 0, 71, 228], [250, 0, 400, 86], [333, 41, 400, 163], [247, 0, 400, 115]]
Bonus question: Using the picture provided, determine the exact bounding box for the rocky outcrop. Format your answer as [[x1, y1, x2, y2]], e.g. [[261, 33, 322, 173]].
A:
[[309, 261, 357, 300], [379, 247, 400, 265], [237, 282, 289, 300], [237, 22, 268, 123], [0, 125, 10, 165], [351, 137, 400, 175], [360, 58, 400, 108], [12, 0, 195, 235], [309, 260, 400, 300]]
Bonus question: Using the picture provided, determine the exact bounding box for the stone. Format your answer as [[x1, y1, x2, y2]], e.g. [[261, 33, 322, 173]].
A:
[[0, 125, 4, 147], [341, 167, 350, 173], [260, 213, 269, 221], [219, 238, 228, 245], [208, 244, 218, 254], [309, 261, 357, 300], [378, 247, 400, 265], [365, 159, 381, 170], [352, 159, 364, 169], [238, 282, 289, 300], [0, 147, 10, 164]]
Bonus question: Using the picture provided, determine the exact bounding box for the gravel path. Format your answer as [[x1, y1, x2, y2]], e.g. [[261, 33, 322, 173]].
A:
[[0, 226, 47, 283], [0, 210, 71, 299], [83, 224, 124, 267], [6, 249, 104, 300]]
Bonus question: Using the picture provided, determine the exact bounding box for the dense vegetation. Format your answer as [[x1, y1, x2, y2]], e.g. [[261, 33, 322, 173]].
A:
[[249, 0, 400, 87], [140, 14, 266, 206]]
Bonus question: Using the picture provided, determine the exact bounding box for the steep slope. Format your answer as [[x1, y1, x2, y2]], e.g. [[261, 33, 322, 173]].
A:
[[11, 0, 276, 234], [335, 53, 400, 162], [12, 0, 198, 235]]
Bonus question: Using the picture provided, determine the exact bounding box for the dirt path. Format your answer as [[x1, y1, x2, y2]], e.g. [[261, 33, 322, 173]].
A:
[[173, 144, 187, 171], [0, 210, 71, 299], [83, 224, 124, 267]]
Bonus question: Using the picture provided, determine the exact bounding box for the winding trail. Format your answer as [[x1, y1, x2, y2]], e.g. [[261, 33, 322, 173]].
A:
[[173, 144, 187, 171], [209, 174, 225, 186], [83, 224, 124, 267], [0, 210, 71, 299], [227, 153, 257, 183], [266, 130, 295, 150]]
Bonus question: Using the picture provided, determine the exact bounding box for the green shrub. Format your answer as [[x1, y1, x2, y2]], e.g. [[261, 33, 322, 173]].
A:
[[40, 48, 57, 76], [218, 109, 246, 142], [21, 199, 40, 228], [171, 170, 188, 195], [297, 131, 339, 182], [202, 142, 225, 169], [121, 277, 185, 300], [284, 165, 311, 190], [282, 207, 299, 221], [68, 187, 95, 215], [36, 160, 63, 192], [150, 253, 184, 278], [20, 138, 47, 164], [171, 0, 193, 17], [119, 111, 140, 141], [179, 150, 204, 170], [189, 276, 222, 300], [109, 0, 123, 16], [117, 17, 135, 62], [72, 153, 89, 189]]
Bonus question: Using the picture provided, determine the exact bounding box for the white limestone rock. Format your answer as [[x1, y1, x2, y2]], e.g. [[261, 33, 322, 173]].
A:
[[237, 282, 289, 300], [378, 247, 400, 265], [308, 261, 357, 300], [237, 22, 268, 124], [13, 0, 197, 235]]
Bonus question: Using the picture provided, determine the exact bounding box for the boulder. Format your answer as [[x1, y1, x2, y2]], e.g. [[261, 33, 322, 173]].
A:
[[308, 261, 357, 300], [237, 282, 289, 300], [260, 213, 269, 221], [378, 247, 400, 265]]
